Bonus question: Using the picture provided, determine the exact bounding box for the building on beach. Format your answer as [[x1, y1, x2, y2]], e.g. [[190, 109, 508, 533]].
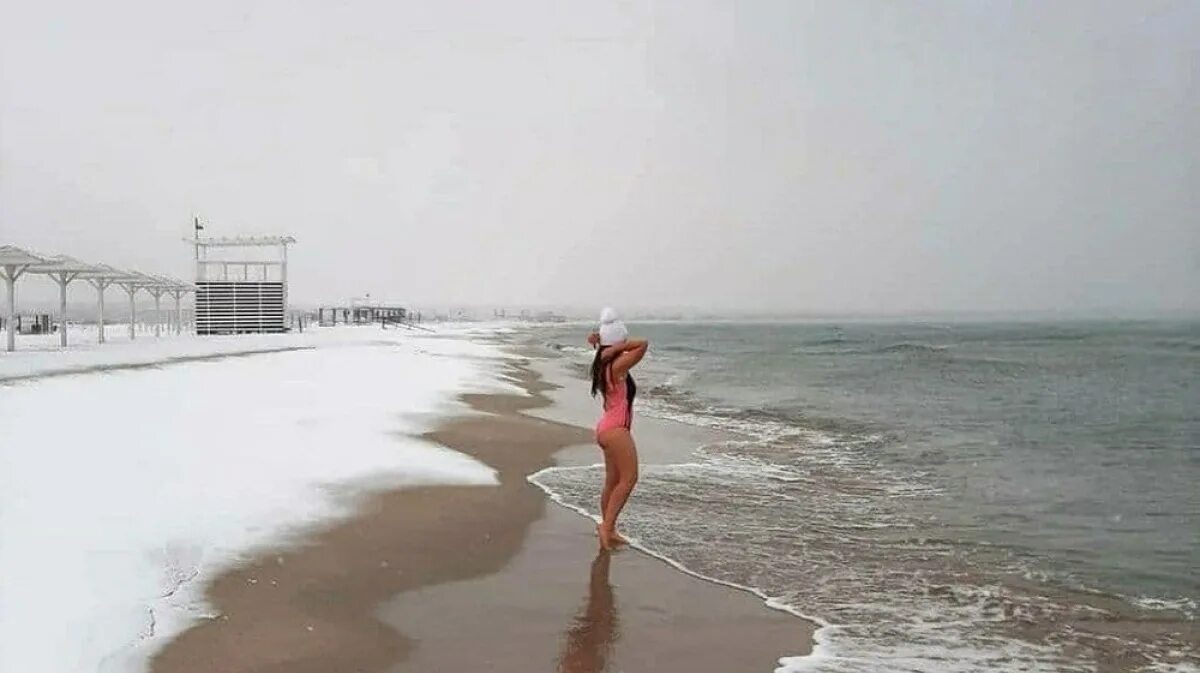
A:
[[317, 302, 409, 327], [0, 313, 53, 335], [192, 234, 294, 335]]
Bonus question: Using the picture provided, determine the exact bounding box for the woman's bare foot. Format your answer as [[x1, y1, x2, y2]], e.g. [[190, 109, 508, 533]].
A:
[[598, 526, 628, 550]]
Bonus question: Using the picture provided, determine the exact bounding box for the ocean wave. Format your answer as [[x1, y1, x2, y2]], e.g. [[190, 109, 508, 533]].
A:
[[658, 344, 710, 355], [635, 376, 886, 442], [800, 337, 854, 347], [530, 456, 1198, 673], [548, 362, 1199, 672], [791, 342, 956, 358], [874, 342, 950, 355], [1131, 595, 1199, 619], [533, 463, 1118, 672], [535, 320, 1198, 669], [544, 341, 592, 355], [1149, 338, 1200, 354]]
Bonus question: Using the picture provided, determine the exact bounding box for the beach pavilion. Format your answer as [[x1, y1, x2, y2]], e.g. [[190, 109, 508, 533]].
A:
[[138, 273, 193, 337], [74, 267, 194, 343], [23, 255, 120, 348], [109, 270, 178, 342], [1, 244, 196, 351], [78, 263, 139, 344]]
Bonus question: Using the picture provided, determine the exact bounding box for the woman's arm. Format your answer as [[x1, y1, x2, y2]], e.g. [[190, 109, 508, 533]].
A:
[[599, 338, 642, 361], [609, 338, 649, 378]]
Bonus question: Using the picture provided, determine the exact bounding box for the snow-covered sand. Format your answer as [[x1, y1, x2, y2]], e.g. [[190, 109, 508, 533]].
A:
[[0, 324, 310, 382], [0, 324, 518, 673]]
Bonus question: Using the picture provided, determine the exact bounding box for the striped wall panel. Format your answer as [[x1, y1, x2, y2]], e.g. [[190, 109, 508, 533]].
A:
[[195, 281, 287, 335]]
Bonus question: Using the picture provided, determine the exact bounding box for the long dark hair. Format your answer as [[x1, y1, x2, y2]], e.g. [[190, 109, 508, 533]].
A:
[[591, 347, 636, 409]]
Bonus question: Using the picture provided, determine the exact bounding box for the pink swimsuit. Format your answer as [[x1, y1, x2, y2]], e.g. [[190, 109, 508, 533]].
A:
[[595, 368, 632, 438]]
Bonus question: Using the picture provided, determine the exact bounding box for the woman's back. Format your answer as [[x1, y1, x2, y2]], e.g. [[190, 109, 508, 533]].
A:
[[603, 366, 628, 411], [596, 364, 632, 434]]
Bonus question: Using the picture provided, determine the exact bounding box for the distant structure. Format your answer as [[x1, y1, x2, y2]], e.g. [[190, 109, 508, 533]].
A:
[[490, 307, 565, 323], [0, 313, 51, 335], [191, 229, 295, 335], [532, 310, 566, 323], [317, 298, 410, 327]]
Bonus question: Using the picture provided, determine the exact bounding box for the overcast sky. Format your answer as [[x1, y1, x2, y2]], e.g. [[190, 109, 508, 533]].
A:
[[1, 1, 1197, 315]]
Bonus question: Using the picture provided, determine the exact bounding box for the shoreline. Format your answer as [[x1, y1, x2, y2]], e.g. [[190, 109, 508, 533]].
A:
[[150, 349, 813, 672]]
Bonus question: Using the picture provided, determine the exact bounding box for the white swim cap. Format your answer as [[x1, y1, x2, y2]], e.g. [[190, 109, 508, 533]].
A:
[[598, 307, 628, 346]]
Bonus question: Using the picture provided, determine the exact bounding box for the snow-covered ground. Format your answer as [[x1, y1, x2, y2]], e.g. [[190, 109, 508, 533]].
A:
[[0, 324, 521, 673], [1, 324, 310, 382]]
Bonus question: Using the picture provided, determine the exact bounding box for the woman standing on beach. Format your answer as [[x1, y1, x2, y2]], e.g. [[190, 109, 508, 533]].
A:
[[587, 308, 648, 550]]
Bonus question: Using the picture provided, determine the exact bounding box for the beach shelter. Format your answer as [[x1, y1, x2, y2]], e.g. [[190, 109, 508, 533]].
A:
[[138, 274, 192, 337], [109, 271, 161, 341], [159, 277, 195, 335], [79, 263, 141, 344], [0, 245, 51, 352], [24, 255, 111, 348]]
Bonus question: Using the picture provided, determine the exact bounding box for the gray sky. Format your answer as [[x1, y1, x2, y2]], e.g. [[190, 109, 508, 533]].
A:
[[2, 1, 1197, 315]]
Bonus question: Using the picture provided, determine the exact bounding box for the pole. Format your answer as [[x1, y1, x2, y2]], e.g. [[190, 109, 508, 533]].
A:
[[194, 216, 202, 281], [127, 285, 137, 341], [3, 266, 18, 353], [57, 275, 69, 348], [174, 292, 183, 335], [96, 281, 107, 344], [281, 242, 289, 334], [153, 291, 162, 337]]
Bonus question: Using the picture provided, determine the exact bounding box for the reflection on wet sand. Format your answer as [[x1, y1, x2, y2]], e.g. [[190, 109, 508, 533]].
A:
[[557, 551, 619, 672]]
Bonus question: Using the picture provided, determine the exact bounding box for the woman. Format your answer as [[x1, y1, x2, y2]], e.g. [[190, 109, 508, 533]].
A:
[[586, 308, 648, 550]]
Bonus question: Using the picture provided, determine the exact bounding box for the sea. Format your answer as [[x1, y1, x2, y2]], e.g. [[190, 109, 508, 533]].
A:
[[525, 319, 1199, 672]]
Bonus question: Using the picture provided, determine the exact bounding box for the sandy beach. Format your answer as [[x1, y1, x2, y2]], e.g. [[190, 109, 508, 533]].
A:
[[145, 347, 812, 673], [10, 325, 1193, 672], [7, 2, 1197, 669]]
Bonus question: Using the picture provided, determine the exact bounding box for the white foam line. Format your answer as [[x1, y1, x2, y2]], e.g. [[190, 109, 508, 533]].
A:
[[527, 464, 838, 673]]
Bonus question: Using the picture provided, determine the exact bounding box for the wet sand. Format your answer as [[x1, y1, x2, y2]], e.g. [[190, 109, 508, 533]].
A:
[[151, 357, 812, 673], [383, 503, 810, 672]]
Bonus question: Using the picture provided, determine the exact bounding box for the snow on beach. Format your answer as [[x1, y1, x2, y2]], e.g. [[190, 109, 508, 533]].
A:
[[0, 324, 313, 382], [0, 324, 518, 673]]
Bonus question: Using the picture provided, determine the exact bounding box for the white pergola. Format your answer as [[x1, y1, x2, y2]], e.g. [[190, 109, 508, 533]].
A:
[[0, 244, 195, 352], [24, 255, 112, 348], [135, 273, 193, 337], [81, 266, 193, 344], [0, 245, 50, 352], [164, 278, 194, 335], [81, 263, 137, 344], [110, 270, 157, 342]]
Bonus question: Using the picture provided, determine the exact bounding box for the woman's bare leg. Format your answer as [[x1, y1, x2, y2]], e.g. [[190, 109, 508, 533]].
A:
[[601, 450, 619, 521], [595, 453, 616, 539], [597, 429, 638, 550]]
